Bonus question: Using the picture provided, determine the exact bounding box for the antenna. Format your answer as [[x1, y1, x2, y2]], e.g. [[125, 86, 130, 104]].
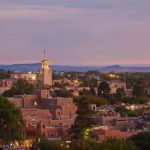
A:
[[44, 49, 46, 60]]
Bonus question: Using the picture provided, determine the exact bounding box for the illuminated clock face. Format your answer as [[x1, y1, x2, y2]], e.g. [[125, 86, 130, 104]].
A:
[[41, 60, 49, 69]]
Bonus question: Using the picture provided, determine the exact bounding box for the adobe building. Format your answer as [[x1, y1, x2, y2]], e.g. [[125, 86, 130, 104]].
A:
[[40, 97, 77, 126], [39, 59, 52, 87], [35, 89, 52, 99], [92, 128, 138, 141], [8, 95, 38, 109], [22, 109, 51, 138], [8, 89, 77, 140], [109, 80, 126, 94], [21, 109, 68, 140], [0, 79, 15, 95]]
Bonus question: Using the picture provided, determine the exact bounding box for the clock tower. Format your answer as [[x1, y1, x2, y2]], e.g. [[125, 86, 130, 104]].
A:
[[39, 59, 52, 87]]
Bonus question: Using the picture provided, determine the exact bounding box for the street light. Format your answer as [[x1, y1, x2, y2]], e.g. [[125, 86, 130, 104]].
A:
[[82, 128, 91, 150]]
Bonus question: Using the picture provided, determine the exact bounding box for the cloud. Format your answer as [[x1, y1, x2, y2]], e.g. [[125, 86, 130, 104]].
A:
[[0, 5, 82, 20], [0, 0, 150, 65]]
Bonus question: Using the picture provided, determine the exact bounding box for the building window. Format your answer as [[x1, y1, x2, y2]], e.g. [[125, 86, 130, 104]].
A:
[[37, 124, 40, 128], [51, 134, 54, 137], [57, 111, 61, 116], [42, 124, 46, 129], [43, 133, 45, 137]]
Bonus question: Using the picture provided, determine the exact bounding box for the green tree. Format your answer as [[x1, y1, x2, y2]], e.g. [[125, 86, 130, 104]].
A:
[[98, 81, 110, 98], [54, 89, 73, 98], [116, 88, 125, 99], [99, 138, 138, 150], [115, 106, 138, 117], [89, 87, 96, 96], [74, 95, 108, 106], [79, 89, 92, 96], [0, 70, 11, 79], [0, 96, 24, 143], [89, 78, 99, 88], [122, 97, 149, 104], [3, 79, 35, 97], [129, 131, 150, 150], [133, 84, 145, 97], [32, 139, 66, 150], [32, 138, 139, 150], [69, 97, 96, 140]]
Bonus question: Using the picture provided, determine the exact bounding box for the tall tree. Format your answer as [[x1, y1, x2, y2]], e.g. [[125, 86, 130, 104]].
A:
[[89, 87, 96, 96], [54, 89, 73, 98], [0, 96, 24, 143], [0, 70, 11, 79], [98, 81, 110, 98], [79, 89, 92, 96], [116, 88, 125, 99], [69, 97, 96, 140], [129, 131, 150, 150], [133, 84, 145, 97], [99, 138, 139, 150], [32, 139, 66, 150]]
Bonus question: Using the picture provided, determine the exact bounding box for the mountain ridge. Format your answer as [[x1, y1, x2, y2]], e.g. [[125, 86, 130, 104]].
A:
[[1, 63, 150, 72]]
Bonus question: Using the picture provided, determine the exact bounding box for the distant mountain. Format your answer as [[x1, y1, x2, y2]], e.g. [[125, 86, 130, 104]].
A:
[[101, 65, 150, 73], [0, 63, 103, 72], [1, 63, 150, 73], [101, 65, 124, 72], [0, 63, 41, 72]]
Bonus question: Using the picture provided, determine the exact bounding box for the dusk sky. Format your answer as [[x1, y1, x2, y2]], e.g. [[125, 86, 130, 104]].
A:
[[0, 0, 150, 65]]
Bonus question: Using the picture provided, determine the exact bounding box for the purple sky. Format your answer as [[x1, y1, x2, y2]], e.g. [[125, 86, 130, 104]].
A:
[[0, 0, 150, 65]]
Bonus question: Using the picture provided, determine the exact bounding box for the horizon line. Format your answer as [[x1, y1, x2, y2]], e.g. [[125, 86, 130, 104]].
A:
[[1, 63, 150, 67]]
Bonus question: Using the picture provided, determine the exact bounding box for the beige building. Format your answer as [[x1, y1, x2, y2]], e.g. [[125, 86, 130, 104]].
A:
[[39, 60, 52, 87], [109, 80, 126, 94], [11, 72, 37, 81]]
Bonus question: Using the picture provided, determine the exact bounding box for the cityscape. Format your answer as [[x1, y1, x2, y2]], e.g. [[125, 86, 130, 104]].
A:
[[0, 0, 150, 150]]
